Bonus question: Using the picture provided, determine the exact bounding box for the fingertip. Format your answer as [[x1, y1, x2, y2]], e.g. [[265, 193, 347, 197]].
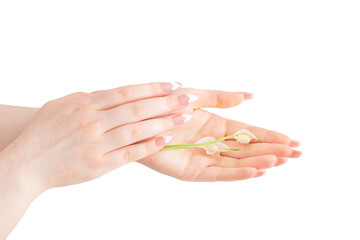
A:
[[215, 92, 242, 108], [255, 170, 266, 177], [239, 92, 253, 100], [275, 157, 288, 167], [290, 150, 302, 158], [268, 155, 278, 167], [290, 140, 301, 147]]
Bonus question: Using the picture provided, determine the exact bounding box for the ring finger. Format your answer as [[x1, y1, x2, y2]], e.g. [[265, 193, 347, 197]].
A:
[[102, 113, 193, 154]]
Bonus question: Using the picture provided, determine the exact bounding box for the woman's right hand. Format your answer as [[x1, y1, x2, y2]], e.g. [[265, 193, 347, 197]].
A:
[[1, 82, 199, 192]]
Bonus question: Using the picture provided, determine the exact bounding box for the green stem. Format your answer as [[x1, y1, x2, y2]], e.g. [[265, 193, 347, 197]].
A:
[[161, 134, 237, 150], [161, 132, 261, 152], [161, 146, 240, 151]]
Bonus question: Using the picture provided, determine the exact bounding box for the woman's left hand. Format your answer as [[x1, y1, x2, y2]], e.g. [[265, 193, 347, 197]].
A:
[[138, 89, 301, 182]]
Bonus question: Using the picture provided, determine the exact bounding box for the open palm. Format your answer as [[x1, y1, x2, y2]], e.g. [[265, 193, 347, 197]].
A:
[[138, 107, 301, 182]]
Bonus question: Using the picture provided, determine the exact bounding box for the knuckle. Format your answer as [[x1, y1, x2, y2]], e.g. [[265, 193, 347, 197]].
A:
[[144, 141, 156, 154], [67, 98, 93, 114], [130, 123, 142, 139], [43, 99, 57, 109], [72, 91, 88, 98], [164, 117, 173, 129], [166, 95, 176, 109], [215, 92, 225, 107], [150, 83, 160, 95], [118, 86, 132, 100], [122, 148, 133, 162], [129, 102, 142, 118], [78, 116, 103, 136], [234, 160, 241, 168], [72, 100, 90, 112]]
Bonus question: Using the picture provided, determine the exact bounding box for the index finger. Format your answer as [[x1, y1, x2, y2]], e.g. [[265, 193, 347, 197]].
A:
[[89, 82, 182, 110], [168, 88, 253, 110]]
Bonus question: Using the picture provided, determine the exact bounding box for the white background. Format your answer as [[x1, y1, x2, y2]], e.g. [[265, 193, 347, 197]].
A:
[[1, 0, 360, 239]]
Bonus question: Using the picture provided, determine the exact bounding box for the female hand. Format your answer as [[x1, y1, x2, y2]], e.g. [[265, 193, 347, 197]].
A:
[[1, 81, 209, 238], [1, 82, 202, 191], [138, 89, 301, 182]]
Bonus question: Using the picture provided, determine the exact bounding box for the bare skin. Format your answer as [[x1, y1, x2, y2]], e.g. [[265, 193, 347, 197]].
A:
[[137, 88, 301, 181], [0, 84, 300, 239]]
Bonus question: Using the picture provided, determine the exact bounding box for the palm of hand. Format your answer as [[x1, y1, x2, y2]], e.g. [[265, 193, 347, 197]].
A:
[[138, 109, 299, 182]]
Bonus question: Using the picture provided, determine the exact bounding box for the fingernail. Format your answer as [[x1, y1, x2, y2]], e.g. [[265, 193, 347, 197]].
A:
[[177, 94, 199, 105], [290, 150, 302, 158], [255, 170, 266, 178], [173, 113, 193, 125], [240, 92, 253, 100], [161, 82, 181, 92], [290, 140, 301, 147], [156, 135, 174, 147]]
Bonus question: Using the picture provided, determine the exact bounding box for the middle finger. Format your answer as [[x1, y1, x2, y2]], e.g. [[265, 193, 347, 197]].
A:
[[100, 93, 198, 131], [220, 141, 302, 159]]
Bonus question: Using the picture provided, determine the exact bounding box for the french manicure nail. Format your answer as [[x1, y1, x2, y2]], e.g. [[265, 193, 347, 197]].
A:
[[173, 113, 193, 125], [163, 135, 173, 143], [177, 94, 199, 105], [161, 82, 181, 93], [187, 94, 199, 103], [181, 113, 193, 123], [170, 82, 181, 91], [156, 135, 174, 147]]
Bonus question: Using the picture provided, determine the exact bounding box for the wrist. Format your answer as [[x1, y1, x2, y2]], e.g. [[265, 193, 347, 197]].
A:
[[0, 143, 47, 199], [0, 144, 45, 239]]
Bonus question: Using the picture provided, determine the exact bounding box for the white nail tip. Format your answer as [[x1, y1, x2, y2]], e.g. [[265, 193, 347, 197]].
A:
[[170, 82, 181, 91], [181, 114, 193, 123], [186, 94, 199, 103], [163, 135, 174, 143]]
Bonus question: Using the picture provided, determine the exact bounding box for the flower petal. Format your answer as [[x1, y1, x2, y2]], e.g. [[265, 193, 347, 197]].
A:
[[233, 129, 259, 143], [214, 141, 232, 151], [195, 136, 217, 144], [195, 137, 232, 155]]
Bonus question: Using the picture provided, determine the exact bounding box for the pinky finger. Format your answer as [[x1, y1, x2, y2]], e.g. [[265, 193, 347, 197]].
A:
[[102, 135, 173, 171], [194, 167, 260, 182], [275, 157, 288, 167]]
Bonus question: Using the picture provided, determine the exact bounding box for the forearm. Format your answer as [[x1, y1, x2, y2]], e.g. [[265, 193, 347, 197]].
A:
[[0, 144, 44, 239], [0, 105, 39, 151]]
